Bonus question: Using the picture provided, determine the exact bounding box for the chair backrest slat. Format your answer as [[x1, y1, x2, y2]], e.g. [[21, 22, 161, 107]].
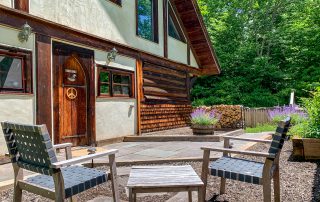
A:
[[268, 117, 291, 156], [1, 121, 57, 175]]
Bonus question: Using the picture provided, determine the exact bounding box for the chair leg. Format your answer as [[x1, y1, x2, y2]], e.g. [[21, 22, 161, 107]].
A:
[[263, 179, 272, 202], [70, 196, 77, 202], [201, 150, 210, 201], [198, 186, 205, 202], [109, 154, 120, 202], [13, 165, 23, 202], [13, 184, 22, 202], [274, 167, 280, 202], [220, 177, 226, 195]]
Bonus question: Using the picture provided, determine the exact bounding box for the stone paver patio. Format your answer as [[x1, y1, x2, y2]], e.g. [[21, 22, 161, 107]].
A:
[[0, 132, 271, 187]]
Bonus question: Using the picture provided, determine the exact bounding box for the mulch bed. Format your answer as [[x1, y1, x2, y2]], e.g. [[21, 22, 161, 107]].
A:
[[1, 141, 319, 201]]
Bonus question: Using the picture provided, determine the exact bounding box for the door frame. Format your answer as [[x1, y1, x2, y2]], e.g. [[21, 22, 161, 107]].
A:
[[52, 41, 96, 146]]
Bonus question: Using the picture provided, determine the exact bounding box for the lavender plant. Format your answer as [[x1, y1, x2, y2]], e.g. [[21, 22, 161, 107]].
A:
[[268, 105, 307, 125], [191, 108, 220, 126]]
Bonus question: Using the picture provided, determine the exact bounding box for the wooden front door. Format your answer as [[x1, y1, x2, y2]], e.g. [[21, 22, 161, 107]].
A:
[[53, 42, 95, 146]]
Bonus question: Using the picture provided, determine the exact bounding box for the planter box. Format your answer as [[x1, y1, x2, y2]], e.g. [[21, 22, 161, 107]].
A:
[[292, 138, 320, 160], [303, 138, 320, 160], [191, 124, 215, 135], [292, 138, 304, 158]]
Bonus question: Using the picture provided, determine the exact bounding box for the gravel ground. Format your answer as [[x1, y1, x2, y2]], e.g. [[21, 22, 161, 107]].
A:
[[1, 141, 319, 202]]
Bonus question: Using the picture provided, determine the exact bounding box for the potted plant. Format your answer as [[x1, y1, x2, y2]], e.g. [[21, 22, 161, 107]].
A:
[[290, 87, 320, 160], [190, 108, 219, 135]]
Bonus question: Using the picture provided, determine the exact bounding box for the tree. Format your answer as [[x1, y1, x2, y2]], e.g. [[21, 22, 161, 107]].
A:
[[192, 0, 320, 107]]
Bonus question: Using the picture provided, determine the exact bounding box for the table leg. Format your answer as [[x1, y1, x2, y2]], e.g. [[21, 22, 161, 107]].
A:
[[188, 190, 192, 202], [129, 188, 133, 202]]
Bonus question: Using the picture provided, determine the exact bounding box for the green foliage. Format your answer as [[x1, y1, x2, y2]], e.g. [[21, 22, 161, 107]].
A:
[[191, 109, 219, 126], [193, 0, 320, 107], [245, 124, 276, 133], [290, 87, 320, 138], [271, 113, 305, 126], [137, 0, 153, 41], [191, 116, 218, 126]]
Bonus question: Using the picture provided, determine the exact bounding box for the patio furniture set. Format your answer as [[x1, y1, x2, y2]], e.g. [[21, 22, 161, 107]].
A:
[[2, 117, 290, 202]]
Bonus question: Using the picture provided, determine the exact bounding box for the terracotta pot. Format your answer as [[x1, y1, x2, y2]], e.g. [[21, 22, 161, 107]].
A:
[[191, 124, 215, 135]]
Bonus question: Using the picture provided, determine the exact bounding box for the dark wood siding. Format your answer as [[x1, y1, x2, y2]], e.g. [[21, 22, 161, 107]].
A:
[[141, 62, 191, 133], [36, 34, 52, 135]]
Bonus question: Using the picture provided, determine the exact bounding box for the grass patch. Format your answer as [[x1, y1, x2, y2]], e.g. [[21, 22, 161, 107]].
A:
[[245, 124, 276, 133]]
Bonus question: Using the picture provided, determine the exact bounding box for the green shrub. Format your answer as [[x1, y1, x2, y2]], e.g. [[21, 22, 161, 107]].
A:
[[191, 108, 219, 126], [291, 87, 320, 139]]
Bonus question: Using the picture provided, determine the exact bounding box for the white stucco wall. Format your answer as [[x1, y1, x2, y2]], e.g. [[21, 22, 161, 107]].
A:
[[95, 50, 137, 141], [0, 0, 12, 8], [168, 36, 187, 64], [30, 0, 164, 57], [0, 25, 35, 155], [190, 50, 199, 68]]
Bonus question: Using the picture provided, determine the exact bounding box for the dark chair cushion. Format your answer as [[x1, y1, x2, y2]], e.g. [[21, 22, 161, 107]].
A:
[[24, 166, 107, 198], [209, 157, 264, 185]]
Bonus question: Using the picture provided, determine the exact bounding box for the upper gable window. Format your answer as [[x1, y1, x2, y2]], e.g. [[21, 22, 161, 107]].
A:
[[168, 3, 186, 43], [108, 0, 122, 6], [136, 0, 159, 43]]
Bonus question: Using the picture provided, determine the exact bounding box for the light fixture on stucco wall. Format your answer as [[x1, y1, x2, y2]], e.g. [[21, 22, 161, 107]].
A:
[[107, 47, 118, 63], [18, 22, 32, 43]]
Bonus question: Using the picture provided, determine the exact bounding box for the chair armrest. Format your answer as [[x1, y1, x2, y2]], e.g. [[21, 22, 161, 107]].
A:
[[223, 136, 273, 143], [52, 143, 72, 150], [201, 147, 275, 158], [51, 149, 118, 169], [53, 143, 73, 159]]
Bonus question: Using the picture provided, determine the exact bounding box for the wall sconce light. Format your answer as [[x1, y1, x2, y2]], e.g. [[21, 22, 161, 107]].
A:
[[18, 22, 32, 43], [107, 47, 118, 63]]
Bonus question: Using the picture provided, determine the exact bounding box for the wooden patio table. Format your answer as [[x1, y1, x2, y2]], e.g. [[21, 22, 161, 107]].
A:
[[127, 165, 204, 202]]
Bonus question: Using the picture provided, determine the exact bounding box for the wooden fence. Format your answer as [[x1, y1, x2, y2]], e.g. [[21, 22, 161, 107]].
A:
[[243, 107, 271, 128]]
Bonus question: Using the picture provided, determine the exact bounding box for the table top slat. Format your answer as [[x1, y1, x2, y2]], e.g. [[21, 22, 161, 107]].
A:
[[127, 165, 204, 188]]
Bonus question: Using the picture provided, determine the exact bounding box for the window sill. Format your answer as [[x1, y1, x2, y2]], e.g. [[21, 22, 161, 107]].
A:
[[97, 96, 135, 100], [0, 93, 34, 98], [168, 36, 187, 44], [136, 35, 159, 45]]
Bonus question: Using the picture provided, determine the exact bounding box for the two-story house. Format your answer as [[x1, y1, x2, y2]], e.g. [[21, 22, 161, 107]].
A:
[[0, 0, 220, 154]]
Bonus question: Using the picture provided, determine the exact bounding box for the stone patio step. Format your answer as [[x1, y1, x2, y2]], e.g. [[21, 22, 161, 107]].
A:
[[123, 129, 244, 142]]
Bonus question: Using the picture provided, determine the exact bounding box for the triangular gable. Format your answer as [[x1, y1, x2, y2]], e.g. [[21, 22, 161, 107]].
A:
[[171, 0, 220, 75]]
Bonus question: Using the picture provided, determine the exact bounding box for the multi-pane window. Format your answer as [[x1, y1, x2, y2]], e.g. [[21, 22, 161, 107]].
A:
[[0, 48, 32, 94], [136, 0, 158, 42], [98, 66, 134, 98]]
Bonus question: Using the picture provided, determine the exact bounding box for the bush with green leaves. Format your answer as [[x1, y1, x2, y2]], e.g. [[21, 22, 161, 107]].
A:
[[290, 87, 320, 138], [191, 108, 220, 126], [268, 105, 307, 126]]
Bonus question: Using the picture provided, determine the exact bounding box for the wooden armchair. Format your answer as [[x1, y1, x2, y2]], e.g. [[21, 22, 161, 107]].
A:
[[201, 117, 291, 202], [2, 121, 120, 202]]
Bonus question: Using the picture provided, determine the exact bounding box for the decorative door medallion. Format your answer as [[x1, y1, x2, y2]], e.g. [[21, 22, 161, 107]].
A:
[[66, 87, 78, 100]]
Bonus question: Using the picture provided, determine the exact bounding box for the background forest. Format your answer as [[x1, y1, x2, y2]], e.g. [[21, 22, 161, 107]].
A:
[[192, 0, 320, 107]]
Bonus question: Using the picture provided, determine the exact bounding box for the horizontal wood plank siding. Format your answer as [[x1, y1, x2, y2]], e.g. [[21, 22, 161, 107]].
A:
[[141, 62, 191, 133]]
